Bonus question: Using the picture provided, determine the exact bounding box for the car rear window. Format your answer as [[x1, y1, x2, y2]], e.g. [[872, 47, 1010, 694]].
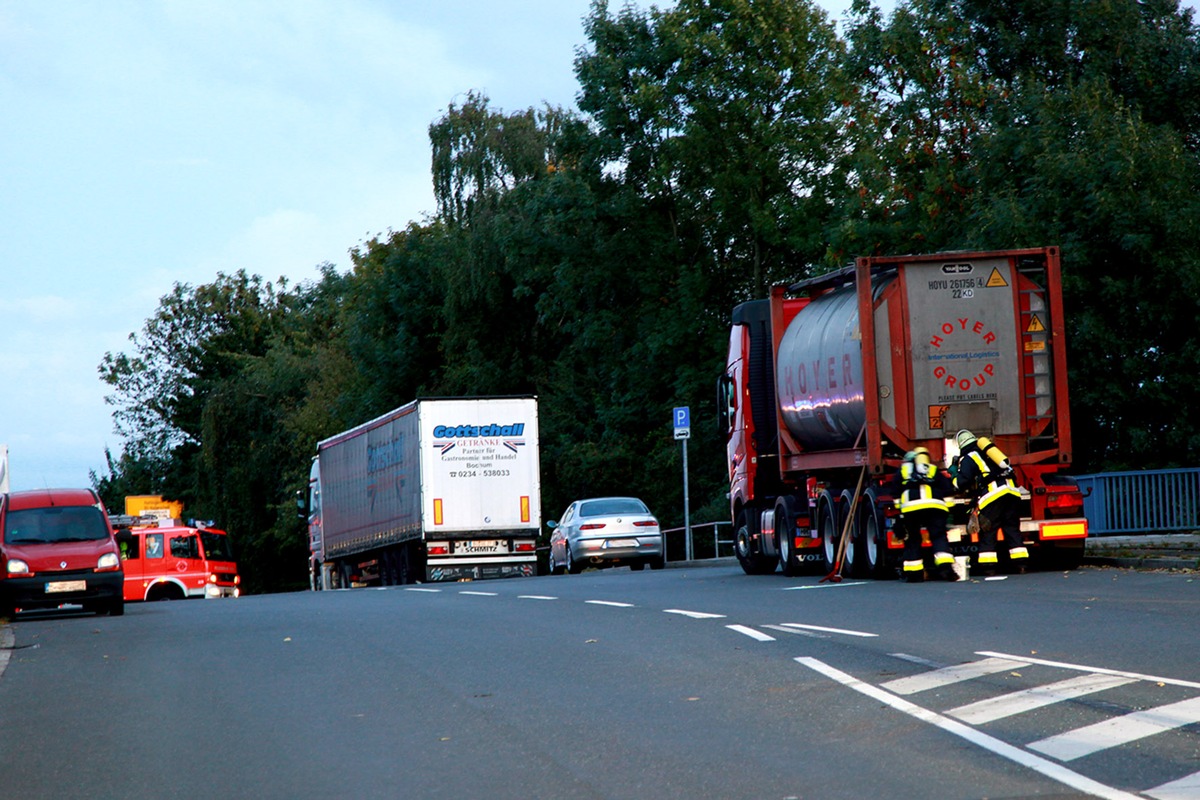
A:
[[3, 505, 111, 544], [579, 498, 648, 517]]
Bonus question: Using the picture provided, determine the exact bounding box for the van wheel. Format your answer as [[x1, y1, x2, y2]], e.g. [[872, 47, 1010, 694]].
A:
[[106, 598, 125, 617]]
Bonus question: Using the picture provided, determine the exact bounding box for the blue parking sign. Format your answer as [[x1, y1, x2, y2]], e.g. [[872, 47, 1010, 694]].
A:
[[673, 406, 690, 439]]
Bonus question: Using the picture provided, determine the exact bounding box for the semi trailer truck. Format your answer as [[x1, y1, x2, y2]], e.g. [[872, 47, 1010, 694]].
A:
[[306, 396, 541, 588], [717, 246, 1088, 577]]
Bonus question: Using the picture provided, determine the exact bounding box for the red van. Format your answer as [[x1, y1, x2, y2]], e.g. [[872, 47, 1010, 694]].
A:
[[0, 488, 125, 618]]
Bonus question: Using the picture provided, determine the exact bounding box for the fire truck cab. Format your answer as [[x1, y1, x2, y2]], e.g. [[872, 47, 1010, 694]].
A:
[[115, 518, 240, 601]]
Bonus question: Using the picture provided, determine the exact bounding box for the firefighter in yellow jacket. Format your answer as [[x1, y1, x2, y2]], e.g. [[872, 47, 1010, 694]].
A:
[[892, 447, 957, 582], [954, 429, 1029, 574]]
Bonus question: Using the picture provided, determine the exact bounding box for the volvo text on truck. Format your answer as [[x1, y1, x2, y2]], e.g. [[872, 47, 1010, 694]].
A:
[[717, 247, 1089, 578], [307, 396, 541, 588]]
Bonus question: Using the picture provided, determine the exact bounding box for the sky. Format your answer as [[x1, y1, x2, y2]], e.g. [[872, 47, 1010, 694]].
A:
[[3, 0, 1191, 493], [0, 0, 871, 493]]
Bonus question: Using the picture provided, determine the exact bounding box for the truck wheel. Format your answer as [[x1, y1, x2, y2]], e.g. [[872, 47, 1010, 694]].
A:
[[818, 494, 840, 574], [839, 488, 861, 577], [1043, 544, 1084, 571], [857, 491, 892, 579], [734, 511, 775, 575], [776, 497, 802, 577]]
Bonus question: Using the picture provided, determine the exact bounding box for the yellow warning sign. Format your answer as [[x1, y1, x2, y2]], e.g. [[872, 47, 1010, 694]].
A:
[[1026, 314, 1046, 333], [986, 268, 1009, 288]]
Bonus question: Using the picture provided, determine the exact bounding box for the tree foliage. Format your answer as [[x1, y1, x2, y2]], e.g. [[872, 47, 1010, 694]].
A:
[[96, 0, 1200, 591]]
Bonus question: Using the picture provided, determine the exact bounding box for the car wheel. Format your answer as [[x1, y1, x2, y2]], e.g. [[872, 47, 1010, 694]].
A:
[[548, 548, 561, 575], [566, 544, 583, 574], [649, 555, 665, 570], [629, 561, 645, 571]]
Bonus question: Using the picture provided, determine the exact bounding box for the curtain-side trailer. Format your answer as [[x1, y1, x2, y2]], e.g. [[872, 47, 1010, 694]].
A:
[[307, 396, 541, 588]]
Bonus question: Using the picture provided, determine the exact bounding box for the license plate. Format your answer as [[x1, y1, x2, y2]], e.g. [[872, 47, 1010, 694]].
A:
[[460, 539, 501, 553], [45, 580, 87, 594], [606, 539, 639, 548]]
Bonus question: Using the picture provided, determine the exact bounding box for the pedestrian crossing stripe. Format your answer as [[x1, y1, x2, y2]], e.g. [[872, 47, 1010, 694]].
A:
[[986, 268, 1009, 287]]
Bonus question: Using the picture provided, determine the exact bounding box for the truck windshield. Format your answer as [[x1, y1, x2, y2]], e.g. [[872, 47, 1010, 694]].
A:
[[4, 506, 111, 544], [199, 531, 235, 561]]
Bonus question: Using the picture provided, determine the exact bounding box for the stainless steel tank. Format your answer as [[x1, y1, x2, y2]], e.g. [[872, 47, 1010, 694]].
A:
[[775, 278, 891, 450]]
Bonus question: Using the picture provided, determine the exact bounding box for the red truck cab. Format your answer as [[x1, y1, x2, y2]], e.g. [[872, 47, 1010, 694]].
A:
[[0, 488, 125, 618]]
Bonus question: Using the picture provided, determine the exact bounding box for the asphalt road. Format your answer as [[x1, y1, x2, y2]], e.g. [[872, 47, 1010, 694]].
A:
[[1, 563, 1198, 799]]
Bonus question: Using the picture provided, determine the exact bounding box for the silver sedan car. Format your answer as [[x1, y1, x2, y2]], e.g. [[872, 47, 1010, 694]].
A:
[[547, 496, 665, 574]]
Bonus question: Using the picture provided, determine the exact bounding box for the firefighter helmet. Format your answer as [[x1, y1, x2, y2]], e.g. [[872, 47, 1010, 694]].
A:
[[956, 429, 976, 449]]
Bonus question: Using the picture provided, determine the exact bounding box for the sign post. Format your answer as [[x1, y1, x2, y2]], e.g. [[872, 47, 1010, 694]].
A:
[[673, 407, 692, 562]]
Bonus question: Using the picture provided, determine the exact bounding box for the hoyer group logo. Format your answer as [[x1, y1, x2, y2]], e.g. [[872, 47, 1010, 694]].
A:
[[927, 317, 1001, 393]]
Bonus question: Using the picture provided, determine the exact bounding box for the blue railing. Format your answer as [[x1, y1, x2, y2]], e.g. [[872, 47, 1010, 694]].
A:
[[1072, 468, 1200, 536]]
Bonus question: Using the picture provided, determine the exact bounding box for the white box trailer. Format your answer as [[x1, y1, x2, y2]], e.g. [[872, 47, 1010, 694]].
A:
[[307, 396, 541, 587]]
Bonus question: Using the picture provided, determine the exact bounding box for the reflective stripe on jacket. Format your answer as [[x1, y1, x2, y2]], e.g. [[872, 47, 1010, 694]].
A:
[[965, 451, 1020, 509], [898, 462, 949, 514]]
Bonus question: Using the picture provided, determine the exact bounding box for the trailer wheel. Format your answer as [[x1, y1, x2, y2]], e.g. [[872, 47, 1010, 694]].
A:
[[734, 510, 775, 575], [818, 493, 839, 574], [839, 488, 860, 576], [857, 489, 892, 579]]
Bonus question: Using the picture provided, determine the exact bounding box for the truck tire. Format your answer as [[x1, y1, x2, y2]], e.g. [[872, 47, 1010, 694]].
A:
[[776, 497, 802, 577], [818, 494, 840, 575], [1043, 543, 1084, 571], [734, 511, 775, 575], [856, 490, 892, 579], [839, 488, 860, 576]]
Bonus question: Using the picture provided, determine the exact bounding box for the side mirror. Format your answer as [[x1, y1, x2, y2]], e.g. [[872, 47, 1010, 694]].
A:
[[546, 520, 558, 529]]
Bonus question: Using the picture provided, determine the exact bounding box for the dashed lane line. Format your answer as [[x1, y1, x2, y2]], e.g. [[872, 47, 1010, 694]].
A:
[[727, 625, 776, 642], [763, 624, 827, 639], [518, 595, 557, 600], [796, 656, 1142, 800], [664, 609, 726, 619], [404, 587, 442, 593], [585, 600, 635, 608], [459, 591, 498, 596], [777, 622, 878, 638], [782, 581, 869, 591]]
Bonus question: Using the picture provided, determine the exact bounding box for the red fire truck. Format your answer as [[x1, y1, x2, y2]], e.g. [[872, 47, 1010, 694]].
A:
[[114, 515, 240, 601]]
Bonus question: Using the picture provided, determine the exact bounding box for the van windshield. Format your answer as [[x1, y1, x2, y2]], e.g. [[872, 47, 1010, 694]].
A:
[[4, 505, 111, 544]]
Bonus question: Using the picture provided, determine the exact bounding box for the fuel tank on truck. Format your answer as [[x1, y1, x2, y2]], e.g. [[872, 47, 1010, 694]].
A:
[[775, 279, 887, 451]]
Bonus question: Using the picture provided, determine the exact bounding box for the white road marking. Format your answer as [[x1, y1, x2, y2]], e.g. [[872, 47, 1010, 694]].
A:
[[726, 625, 775, 642], [404, 587, 442, 593], [0, 626, 13, 682], [978, 651, 1200, 691], [1028, 696, 1200, 762], [459, 591, 498, 596], [797, 657, 1142, 800], [1145, 769, 1200, 800], [518, 595, 558, 600], [890, 652, 946, 669], [585, 600, 635, 608], [762, 624, 826, 639], [881, 656, 1030, 695], [664, 609, 727, 619], [949, 673, 1137, 725], [782, 581, 869, 591], [777, 622, 878, 638]]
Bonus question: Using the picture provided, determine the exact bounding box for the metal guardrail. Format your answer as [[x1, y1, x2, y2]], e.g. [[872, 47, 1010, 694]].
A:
[[1072, 468, 1200, 536], [662, 521, 734, 562]]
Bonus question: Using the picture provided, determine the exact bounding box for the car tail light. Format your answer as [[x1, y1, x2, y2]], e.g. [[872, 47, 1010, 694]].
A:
[[1046, 490, 1084, 517], [633, 520, 658, 527], [579, 523, 606, 530]]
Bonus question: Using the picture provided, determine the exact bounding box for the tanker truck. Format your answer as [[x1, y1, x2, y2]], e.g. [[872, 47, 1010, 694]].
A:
[[716, 246, 1089, 578]]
